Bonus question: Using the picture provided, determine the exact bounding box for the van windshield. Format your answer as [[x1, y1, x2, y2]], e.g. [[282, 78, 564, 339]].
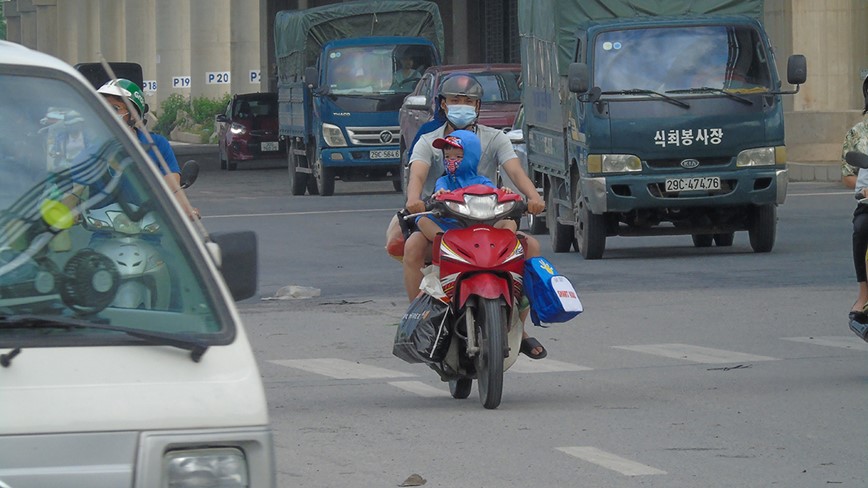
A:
[[0, 73, 226, 349], [593, 24, 773, 94]]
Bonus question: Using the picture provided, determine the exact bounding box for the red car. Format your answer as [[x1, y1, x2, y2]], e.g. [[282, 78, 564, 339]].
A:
[[216, 92, 285, 171], [398, 64, 521, 169]]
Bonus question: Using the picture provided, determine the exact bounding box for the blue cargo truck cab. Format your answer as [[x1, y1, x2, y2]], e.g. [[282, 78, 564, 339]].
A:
[[274, 1, 443, 196], [519, 1, 806, 258]]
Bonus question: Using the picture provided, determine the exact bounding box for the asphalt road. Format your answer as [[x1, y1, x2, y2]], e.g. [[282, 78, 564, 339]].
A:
[[180, 144, 867, 487]]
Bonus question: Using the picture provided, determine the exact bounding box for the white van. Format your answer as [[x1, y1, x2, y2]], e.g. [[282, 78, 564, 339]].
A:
[[0, 41, 275, 487]]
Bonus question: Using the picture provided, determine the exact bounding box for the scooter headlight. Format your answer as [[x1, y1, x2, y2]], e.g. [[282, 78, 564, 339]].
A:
[[445, 194, 516, 220]]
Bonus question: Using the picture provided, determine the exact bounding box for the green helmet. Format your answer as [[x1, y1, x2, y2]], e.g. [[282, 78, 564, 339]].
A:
[[98, 78, 148, 116]]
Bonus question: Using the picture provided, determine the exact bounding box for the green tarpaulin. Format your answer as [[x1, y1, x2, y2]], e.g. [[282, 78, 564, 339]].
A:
[[275, 0, 444, 82]]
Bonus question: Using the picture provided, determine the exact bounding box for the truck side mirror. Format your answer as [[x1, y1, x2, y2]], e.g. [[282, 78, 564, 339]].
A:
[[304, 66, 318, 89], [786, 54, 807, 86], [568, 63, 589, 94]]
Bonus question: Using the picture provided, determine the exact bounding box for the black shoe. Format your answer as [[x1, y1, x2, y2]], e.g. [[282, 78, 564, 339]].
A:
[[849, 317, 868, 343], [848, 310, 868, 323]]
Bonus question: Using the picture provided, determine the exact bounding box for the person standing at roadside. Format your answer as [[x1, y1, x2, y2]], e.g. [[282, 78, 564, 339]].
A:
[[845, 75, 868, 342]]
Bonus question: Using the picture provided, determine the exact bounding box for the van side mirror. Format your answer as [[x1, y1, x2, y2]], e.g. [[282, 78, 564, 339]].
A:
[[402, 95, 428, 110], [786, 54, 807, 86], [209, 231, 258, 301], [568, 63, 589, 94], [304, 67, 318, 88]]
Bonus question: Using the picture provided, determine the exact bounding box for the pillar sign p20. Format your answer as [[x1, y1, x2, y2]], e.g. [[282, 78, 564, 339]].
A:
[[172, 76, 192, 88], [207, 72, 231, 84], [249, 70, 261, 84]]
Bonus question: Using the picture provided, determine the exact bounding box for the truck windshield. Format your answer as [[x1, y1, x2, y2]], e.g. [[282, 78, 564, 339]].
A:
[[593, 25, 773, 94], [326, 45, 436, 95], [0, 73, 226, 350]]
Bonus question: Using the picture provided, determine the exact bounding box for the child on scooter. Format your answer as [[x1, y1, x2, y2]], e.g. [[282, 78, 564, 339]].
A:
[[415, 130, 518, 242]]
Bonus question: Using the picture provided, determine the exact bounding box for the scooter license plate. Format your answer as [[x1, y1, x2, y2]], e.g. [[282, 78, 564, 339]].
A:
[[370, 149, 399, 159], [261, 141, 279, 152], [664, 176, 720, 192]]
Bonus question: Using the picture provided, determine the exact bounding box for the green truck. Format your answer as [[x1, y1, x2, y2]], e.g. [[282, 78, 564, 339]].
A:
[[518, 0, 806, 258]]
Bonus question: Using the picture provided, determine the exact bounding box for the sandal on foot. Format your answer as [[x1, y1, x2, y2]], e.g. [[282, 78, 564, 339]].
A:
[[520, 337, 547, 360]]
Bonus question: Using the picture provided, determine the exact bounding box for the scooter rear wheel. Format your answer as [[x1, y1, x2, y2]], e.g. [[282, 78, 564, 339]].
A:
[[474, 297, 506, 409], [449, 378, 472, 399]]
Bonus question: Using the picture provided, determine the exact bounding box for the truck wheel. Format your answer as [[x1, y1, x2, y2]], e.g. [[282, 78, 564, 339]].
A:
[[313, 156, 335, 196], [546, 186, 573, 253], [575, 199, 606, 259], [288, 142, 309, 196], [714, 233, 734, 247], [392, 178, 402, 193], [692, 234, 713, 247], [749, 204, 776, 253]]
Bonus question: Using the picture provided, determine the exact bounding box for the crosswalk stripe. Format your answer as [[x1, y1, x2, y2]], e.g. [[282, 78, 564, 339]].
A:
[[388, 381, 449, 397], [269, 358, 416, 379], [508, 356, 593, 373], [612, 343, 778, 364], [782, 336, 868, 352], [556, 446, 667, 476]]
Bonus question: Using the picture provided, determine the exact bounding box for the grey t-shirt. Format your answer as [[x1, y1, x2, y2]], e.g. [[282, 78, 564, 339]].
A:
[[409, 124, 518, 200]]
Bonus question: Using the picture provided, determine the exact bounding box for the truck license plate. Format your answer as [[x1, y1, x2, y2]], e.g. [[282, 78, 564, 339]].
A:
[[261, 141, 279, 152], [664, 177, 720, 192], [370, 149, 399, 159]]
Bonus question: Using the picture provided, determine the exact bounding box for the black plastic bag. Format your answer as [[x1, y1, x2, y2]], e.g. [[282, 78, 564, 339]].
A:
[[393, 293, 451, 364]]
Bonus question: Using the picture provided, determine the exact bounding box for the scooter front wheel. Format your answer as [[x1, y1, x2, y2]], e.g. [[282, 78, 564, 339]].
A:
[[474, 297, 507, 409], [449, 378, 472, 399]]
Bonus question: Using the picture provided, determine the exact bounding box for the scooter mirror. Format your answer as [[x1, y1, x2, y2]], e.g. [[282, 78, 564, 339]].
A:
[[845, 151, 868, 170], [180, 160, 200, 189]]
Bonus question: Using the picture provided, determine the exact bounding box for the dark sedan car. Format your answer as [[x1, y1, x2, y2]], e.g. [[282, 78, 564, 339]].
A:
[[398, 64, 521, 174], [216, 92, 285, 171]]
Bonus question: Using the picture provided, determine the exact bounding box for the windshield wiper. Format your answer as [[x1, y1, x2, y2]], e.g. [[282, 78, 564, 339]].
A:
[[665, 87, 753, 105], [0, 314, 208, 363], [601, 89, 690, 109]]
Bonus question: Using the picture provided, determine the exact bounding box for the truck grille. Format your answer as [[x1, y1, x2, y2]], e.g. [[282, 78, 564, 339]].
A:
[[346, 126, 400, 146], [645, 157, 731, 169]]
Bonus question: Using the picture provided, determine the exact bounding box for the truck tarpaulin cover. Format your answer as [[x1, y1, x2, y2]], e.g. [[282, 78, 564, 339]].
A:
[[518, 0, 763, 76], [274, 0, 444, 82]]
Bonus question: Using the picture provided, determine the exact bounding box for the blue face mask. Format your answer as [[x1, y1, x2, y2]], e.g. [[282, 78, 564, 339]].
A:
[[446, 104, 477, 129]]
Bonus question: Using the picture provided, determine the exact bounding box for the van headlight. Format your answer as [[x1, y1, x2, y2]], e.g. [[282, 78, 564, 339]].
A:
[[587, 154, 642, 173], [164, 448, 249, 487], [322, 123, 347, 147], [736, 147, 784, 167]]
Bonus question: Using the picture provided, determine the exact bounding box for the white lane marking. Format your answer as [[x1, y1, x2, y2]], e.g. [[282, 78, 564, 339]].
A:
[[612, 343, 778, 364], [205, 208, 396, 219], [269, 358, 416, 379], [783, 336, 868, 352], [507, 356, 593, 373], [556, 446, 667, 476], [388, 381, 449, 397]]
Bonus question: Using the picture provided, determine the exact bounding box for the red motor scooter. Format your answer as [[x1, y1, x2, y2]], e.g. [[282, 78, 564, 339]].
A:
[[417, 184, 528, 409]]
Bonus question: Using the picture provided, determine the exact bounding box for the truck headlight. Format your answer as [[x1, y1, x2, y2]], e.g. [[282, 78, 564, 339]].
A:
[[588, 154, 641, 173], [164, 448, 249, 488], [736, 147, 784, 167], [322, 123, 347, 147]]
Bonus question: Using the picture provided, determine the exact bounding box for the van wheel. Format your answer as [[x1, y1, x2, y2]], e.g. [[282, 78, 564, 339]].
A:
[[692, 234, 713, 247], [714, 233, 734, 247], [314, 157, 335, 196], [227, 159, 238, 171], [392, 178, 402, 193], [749, 204, 776, 253], [575, 198, 606, 259], [546, 185, 573, 253]]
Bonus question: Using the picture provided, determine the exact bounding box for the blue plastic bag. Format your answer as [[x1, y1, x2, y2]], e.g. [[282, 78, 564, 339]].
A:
[[523, 257, 583, 326]]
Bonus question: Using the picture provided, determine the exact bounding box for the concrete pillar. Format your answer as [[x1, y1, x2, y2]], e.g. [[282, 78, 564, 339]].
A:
[[124, 0, 157, 103], [190, 0, 231, 99], [4, 1, 24, 45], [16, 0, 38, 49], [33, 0, 59, 57], [56, 0, 91, 65], [155, 0, 191, 109], [231, 0, 261, 93], [98, 0, 124, 60]]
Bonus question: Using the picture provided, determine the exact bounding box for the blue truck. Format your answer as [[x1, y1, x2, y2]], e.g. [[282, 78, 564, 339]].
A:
[[274, 1, 443, 196], [519, 0, 806, 258]]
